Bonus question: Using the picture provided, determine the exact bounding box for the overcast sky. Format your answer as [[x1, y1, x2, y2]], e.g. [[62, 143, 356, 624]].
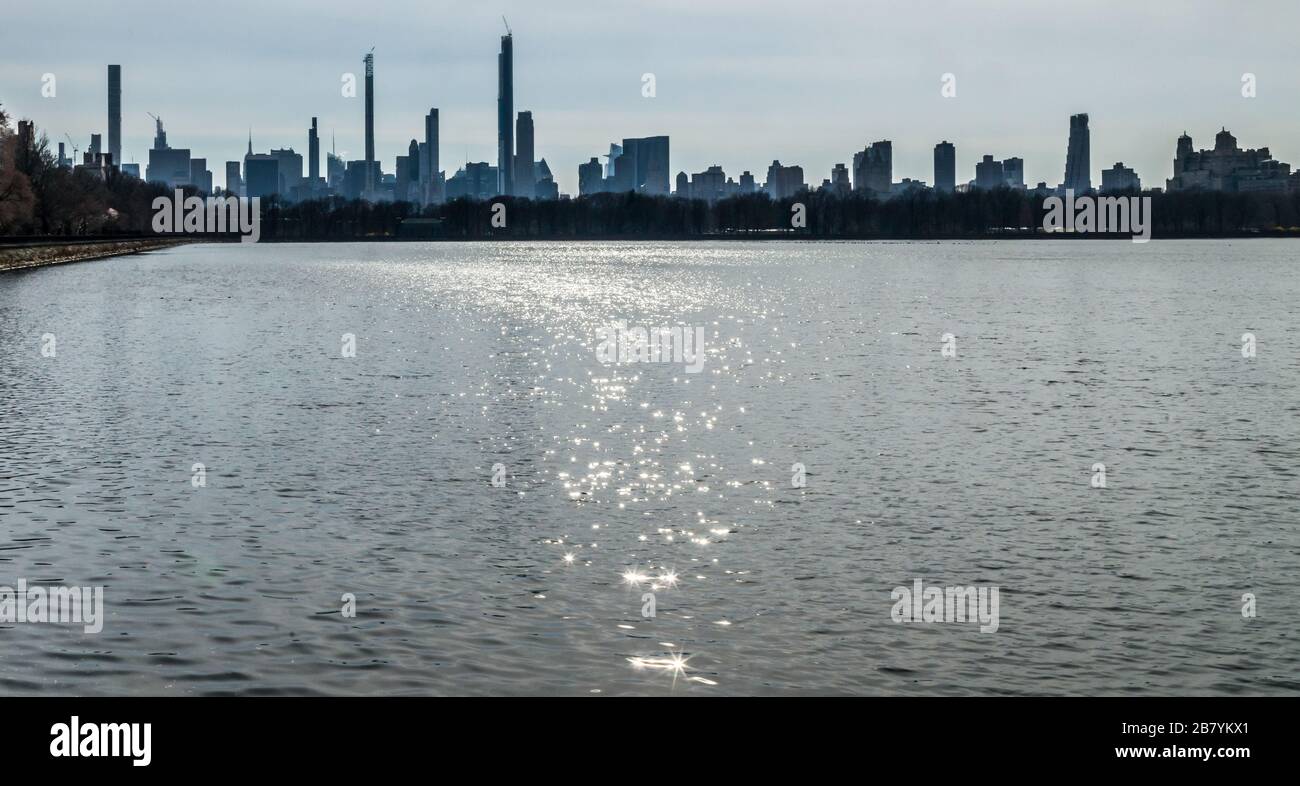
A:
[[2, 0, 1298, 195]]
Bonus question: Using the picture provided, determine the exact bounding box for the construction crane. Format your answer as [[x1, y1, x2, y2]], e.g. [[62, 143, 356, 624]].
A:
[[63, 132, 79, 163], [502, 15, 511, 35]]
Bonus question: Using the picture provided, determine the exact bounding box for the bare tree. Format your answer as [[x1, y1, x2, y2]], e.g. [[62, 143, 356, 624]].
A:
[[0, 102, 37, 232]]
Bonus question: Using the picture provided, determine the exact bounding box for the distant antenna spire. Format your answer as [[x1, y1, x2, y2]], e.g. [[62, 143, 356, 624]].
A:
[[247, 128, 253, 156]]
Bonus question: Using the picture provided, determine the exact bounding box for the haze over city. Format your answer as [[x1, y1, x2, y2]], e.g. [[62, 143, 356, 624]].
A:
[[2, 0, 1298, 196]]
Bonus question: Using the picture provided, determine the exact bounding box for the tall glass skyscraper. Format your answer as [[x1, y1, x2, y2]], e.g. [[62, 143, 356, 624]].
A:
[[933, 141, 956, 193], [308, 117, 319, 185], [497, 33, 514, 196], [1063, 113, 1091, 192], [515, 111, 535, 198], [364, 51, 375, 194], [107, 65, 121, 168], [424, 108, 439, 202]]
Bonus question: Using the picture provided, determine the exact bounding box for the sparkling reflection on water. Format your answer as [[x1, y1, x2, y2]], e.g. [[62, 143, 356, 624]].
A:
[[1, 240, 1297, 695]]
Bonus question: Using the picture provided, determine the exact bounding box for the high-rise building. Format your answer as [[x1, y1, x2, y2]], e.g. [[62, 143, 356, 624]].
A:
[[1002, 157, 1025, 188], [604, 144, 622, 178], [579, 157, 604, 196], [830, 163, 851, 195], [107, 65, 121, 171], [423, 108, 440, 202], [533, 159, 558, 200], [244, 155, 280, 199], [933, 141, 956, 193], [853, 140, 892, 196], [764, 160, 805, 199], [691, 165, 727, 201], [152, 116, 168, 150], [1063, 113, 1091, 192], [1101, 162, 1141, 193], [446, 162, 498, 201], [15, 121, 35, 169], [145, 116, 192, 186], [343, 160, 368, 199], [190, 158, 213, 194], [363, 51, 375, 194], [514, 111, 535, 199], [975, 155, 1005, 190], [675, 171, 690, 198], [225, 161, 242, 196], [611, 136, 669, 194], [269, 148, 304, 198], [327, 152, 345, 191], [497, 33, 514, 196], [396, 150, 416, 203], [308, 117, 320, 186]]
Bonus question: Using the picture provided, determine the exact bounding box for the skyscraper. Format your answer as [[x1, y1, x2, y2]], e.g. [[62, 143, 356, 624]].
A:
[[244, 155, 280, 199], [327, 152, 345, 192], [515, 111, 535, 199], [611, 136, 670, 195], [145, 116, 191, 187], [424, 108, 439, 202], [604, 144, 622, 178], [269, 148, 303, 197], [853, 140, 892, 195], [225, 160, 242, 196], [830, 163, 851, 195], [675, 171, 690, 198], [533, 159, 558, 200], [308, 117, 320, 186], [691, 165, 727, 201], [933, 141, 956, 193], [975, 155, 1004, 190], [189, 158, 213, 194], [579, 157, 604, 195], [497, 32, 514, 196], [1002, 157, 1025, 188], [107, 65, 121, 169], [1063, 113, 1091, 192], [396, 140, 419, 202], [763, 160, 805, 199], [364, 51, 375, 194]]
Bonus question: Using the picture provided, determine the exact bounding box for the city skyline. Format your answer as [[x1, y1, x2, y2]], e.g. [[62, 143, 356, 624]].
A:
[[2, 1, 1299, 196]]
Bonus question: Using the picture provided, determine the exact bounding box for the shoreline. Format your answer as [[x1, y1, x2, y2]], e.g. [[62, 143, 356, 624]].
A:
[[0, 232, 1295, 269], [0, 238, 192, 273]]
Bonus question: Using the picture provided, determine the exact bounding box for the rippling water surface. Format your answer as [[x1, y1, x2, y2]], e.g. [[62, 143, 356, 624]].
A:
[[1, 240, 1297, 695]]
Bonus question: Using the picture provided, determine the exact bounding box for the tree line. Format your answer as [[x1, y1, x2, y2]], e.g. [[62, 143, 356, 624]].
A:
[[255, 188, 1300, 240]]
